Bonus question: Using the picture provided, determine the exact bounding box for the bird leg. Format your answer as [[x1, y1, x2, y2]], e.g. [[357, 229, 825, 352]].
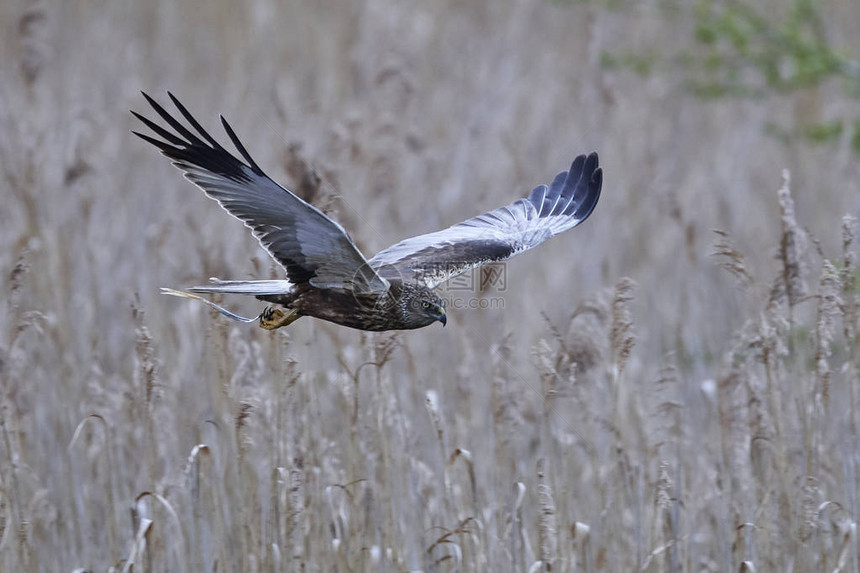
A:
[[259, 306, 301, 330]]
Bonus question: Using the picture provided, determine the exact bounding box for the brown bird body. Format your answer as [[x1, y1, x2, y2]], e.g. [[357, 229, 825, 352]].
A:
[[133, 93, 602, 332], [259, 280, 441, 331]]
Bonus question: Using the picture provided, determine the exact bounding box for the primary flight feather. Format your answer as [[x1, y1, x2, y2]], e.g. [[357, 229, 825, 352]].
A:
[[133, 93, 602, 331]]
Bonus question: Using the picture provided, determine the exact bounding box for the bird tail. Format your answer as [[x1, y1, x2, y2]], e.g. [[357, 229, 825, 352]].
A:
[[160, 279, 296, 325], [160, 288, 261, 323], [186, 278, 294, 295]]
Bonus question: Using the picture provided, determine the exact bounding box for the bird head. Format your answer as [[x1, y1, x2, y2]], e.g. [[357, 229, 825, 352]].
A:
[[403, 287, 447, 328]]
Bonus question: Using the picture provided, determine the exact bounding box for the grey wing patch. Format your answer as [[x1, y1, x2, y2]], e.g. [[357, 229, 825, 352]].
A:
[[374, 236, 518, 287], [370, 153, 601, 289], [132, 93, 388, 294]]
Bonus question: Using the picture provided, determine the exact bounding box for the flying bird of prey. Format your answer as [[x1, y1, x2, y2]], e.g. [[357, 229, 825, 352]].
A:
[[132, 93, 602, 331]]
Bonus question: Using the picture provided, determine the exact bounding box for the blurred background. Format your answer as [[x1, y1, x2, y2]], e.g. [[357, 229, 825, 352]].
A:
[[1, 0, 858, 570]]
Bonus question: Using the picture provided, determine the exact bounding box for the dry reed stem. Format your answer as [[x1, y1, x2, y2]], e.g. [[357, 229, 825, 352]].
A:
[[571, 521, 591, 571], [18, 2, 47, 87], [713, 230, 755, 288], [796, 476, 820, 544], [840, 216, 860, 520], [286, 457, 305, 562], [427, 518, 481, 567], [0, 489, 7, 559], [565, 293, 610, 379], [778, 169, 808, 314], [7, 249, 29, 324], [184, 444, 211, 570], [491, 334, 521, 477], [813, 261, 840, 408], [653, 362, 682, 450], [0, 415, 30, 571], [120, 517, 153, 573], [131, 300, 160, 405], [639, 536, 687, 570], [826, 506, 855, 572], [841, 215, 858, 345], [67, 414, 118, 561], [656, 439, 681, 570], [536, 459, 557, 571], [425, 389, 447, 467], [501, 481, 528, 569], [610, 278, 637, 379], [447, 448, 477, 513], [234, 400, 255, 571], [131, 299, 162, 487], [134, 491, 187, 568]]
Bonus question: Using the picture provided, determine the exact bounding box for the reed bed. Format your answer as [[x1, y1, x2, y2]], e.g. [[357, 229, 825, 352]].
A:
[[0, 0, 858, 571]]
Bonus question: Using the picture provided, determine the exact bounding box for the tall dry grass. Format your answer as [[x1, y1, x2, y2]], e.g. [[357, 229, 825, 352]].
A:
[[0, 0, 858, 571]]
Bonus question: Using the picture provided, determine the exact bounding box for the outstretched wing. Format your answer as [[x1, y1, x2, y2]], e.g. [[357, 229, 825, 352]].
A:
[[369, 153, 601, 288], [132, 92, 388, 293]]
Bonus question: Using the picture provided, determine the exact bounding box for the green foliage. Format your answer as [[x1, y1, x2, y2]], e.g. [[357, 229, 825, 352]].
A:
[[600, 50, 654, 76], [853, 120, 860, 153], [801, 120, 843, 144], [549, 0, 633, 10], [765, 119, 846, 147], [686, 0, 850, 96], [602, 0, 860, 152]]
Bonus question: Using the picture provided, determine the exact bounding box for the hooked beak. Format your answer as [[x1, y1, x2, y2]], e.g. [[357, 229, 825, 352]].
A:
[[437, 307, 447, 327]]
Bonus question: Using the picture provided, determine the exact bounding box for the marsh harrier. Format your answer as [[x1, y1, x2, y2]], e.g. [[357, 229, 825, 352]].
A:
[[133, 93, 601, 331]]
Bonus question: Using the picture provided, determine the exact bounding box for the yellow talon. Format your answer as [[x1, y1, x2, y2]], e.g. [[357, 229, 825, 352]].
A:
[[259, 306, 301, 330]]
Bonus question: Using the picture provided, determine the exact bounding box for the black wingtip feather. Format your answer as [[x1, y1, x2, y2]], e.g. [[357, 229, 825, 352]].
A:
[[549, 151, 601, 221], [131, 110, 187, 146], [570, 163, 601, 222], [569, 154, 587, 177], [131, 130, 173, 152], [132, 94, 262, 184], [143, 92, 205, 147], [583, 152, 599, 178], [220, 115, 264, 176], [530, 152, 600, 219], [167, 92, 226, 151]]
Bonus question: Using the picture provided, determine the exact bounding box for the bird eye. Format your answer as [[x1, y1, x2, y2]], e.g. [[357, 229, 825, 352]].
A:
[[422, 301, 430, 309]]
